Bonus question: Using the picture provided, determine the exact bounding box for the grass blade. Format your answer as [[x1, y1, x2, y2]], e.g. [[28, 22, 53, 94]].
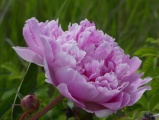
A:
[[11, 63, 38, 120]]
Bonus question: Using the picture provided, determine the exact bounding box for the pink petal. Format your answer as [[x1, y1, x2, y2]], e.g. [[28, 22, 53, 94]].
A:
[[122, 73, 143, 83], [127, 86, 151, 106], [134, 77, 152, 88], [44, 58, 57, 85], [53, 52, 76, 68], [23, 21, 42, 55], [119, 92, 130, 108], [80, 19, 95, 27], [42, 37, 76, 69], [102, 92, 123, 110], [94, 41, 113, 60], [41, 35, 61, 53], [55, 67, 86, 85], [95, 109, 114, 118], [42, 36, 55, 64], [68, 44, 86, 63], [128, 57, 142, 74], [13, 47, 43, 66], [68, 82, 98, 101], [117, 82, 129, 91], [83, 102, 105, 112], [57, 83, 85, 108], [115, 63, 129, 76], [42, 38, 60, 86], [123, 77, 152, 93], [28, 18, 43, 48], [93, 87, 120, 103]]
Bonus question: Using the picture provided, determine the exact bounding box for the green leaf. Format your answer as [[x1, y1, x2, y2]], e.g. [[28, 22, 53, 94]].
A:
[[11, 63, 38, 120], [149, 93, 159, 111], [1, 62, 23, 81], [133, 111, 148, 120], [146, 37, 159, 44], [0, 93, 15, 118], [1, 89, 15, 101], [134, 47, 159, 57], [138, 95, 148, 109], [149, 78, 159, 95], [1, 62, 20, 74], [142, 57, 157, 77], [117, 117, 133, 120]]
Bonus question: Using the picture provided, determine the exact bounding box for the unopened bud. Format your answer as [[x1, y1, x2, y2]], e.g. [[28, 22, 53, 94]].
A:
[[20, 94, 40, 114]]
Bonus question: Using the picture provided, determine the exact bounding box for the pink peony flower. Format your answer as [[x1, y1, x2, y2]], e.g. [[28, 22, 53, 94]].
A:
[[13, 17, 63, 66], [43, 19, 151, 117], [13, 18, 151, 118]]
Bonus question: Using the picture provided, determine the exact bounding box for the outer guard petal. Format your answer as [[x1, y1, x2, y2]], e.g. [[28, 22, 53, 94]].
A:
[[95, 109, 114, 118], [13, 47, 43, 66], [127, 86, 151, 106], [57, 83, 85, 108]]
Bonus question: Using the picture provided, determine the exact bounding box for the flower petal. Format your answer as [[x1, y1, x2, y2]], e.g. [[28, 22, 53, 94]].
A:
[[95, 109, 114, 118], [53, 52, 76, 69], [93, 87, 120, 103], [23, 18, 43, 56], [55, 67, 86, 85], [57, 83, 85, 108], [42, 36, 55, 64], [83, 102, 105, 112], [13, 47, 43, 66], [94, 41, 113, 60], [101, 92, 123, 110], [123, 77, 152, 93], [127, 86, 151, 106], [128, 57, 142, 74], [119, 92, 130, 108], [68, 82, 98, 101], [44, 58, 57, 85]]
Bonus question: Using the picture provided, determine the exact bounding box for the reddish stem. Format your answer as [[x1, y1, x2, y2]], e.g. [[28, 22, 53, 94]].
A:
[[30, 94, 64, 120], [20, 112, 29, 120]]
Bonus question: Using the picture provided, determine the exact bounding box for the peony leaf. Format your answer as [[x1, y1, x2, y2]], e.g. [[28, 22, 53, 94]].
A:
[[1, 62, 23, 81], [149, 78, 159, 95], [133, 111, 149, 120], [134, 47, 158, 57], [142, 57, 157, 77], [117, 117, 133, 120], [1, 62, 20, 74], [146, 37, 159, 44], [0, 93, 15, 119], [11, 63, 38, 120], [138, 94, 148, 109], [149, 93, 159, 111]]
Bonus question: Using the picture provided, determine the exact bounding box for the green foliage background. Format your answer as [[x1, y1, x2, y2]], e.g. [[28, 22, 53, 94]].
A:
[[0, 0, 159, 119]]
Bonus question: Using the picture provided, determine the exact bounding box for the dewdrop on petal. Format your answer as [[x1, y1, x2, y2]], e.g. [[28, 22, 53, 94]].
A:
[[20, 94, 40, 114]]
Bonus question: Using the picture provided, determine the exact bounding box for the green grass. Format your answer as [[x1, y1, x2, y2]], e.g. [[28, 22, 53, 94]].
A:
[[0, 0, 159, 119]]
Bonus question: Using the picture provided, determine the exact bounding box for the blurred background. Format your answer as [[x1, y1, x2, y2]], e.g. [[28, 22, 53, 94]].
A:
[[0, 0, 159, 119]]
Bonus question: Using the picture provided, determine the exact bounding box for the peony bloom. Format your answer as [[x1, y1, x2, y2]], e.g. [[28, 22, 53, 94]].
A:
[[13, 17, 63, 66], [13, 18, 151, 118], [43, 19, 151, 117]]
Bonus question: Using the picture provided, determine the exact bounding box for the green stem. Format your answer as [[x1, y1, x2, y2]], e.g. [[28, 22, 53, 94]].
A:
[[30, 94, 64, 120]]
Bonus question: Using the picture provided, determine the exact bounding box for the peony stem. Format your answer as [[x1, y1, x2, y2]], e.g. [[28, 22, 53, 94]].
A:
[[20, 112, 29, 120], [30, 94, 64, 120]]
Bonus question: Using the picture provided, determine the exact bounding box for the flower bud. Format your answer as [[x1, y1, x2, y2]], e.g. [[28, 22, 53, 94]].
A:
[[20, 94, 40, 114]]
